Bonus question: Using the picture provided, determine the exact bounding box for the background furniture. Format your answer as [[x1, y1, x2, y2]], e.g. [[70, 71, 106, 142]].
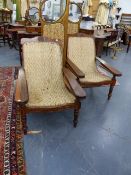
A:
[[6, 23, 25, 50], [79, 27, 111, 57], [0, 22, 9, 45], [127, 32, 131, 53], [0, 9, 12, 22], [120, 13, 131, 27]]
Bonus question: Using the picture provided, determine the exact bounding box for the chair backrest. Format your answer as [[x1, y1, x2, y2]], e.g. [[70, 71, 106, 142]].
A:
[[68, 2, 82, 35], [39, 0, 70, 65], [23, 37, 64, 95], [68, 35, 96, 73]]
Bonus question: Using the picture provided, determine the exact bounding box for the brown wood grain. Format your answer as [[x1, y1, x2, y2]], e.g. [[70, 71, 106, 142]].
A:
[[63, 68, 86, 99], [66, 59, 85, 78], [96, 57, 122, 76], [15, 68, 29, 104]]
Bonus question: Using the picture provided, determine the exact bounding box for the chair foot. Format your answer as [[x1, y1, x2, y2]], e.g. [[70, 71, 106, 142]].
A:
[[108, 85, 114, 100], [73, 108, 80, 127], [111, 55, 117, 60]]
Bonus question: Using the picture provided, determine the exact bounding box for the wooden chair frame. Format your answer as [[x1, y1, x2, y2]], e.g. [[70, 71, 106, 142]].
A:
[[39, 0, 70, 66], [15, 36, 86, 135], [66, 33, 122, 100], [104, 30, 122, 59], [68, 2, 82, 35]]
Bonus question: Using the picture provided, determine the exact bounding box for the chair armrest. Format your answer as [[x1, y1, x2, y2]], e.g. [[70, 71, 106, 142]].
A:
[[96, 57, 122, 77], [15, 68, 29, 104], [66, 58, 85, 78], [63, 68, 86, 99]]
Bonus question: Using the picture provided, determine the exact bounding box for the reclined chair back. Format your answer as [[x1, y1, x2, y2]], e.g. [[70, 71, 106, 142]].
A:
[[68, 35, 96, 73]]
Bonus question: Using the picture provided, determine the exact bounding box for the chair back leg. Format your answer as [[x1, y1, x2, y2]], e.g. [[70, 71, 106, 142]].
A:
[[108, 76, 116, 100], [108, 85, 115, 100], [17, 104, 27, 135], [73, 102, 81, 127]]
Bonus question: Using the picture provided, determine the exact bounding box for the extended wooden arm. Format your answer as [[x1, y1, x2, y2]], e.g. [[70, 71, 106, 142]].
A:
[[15, 68, 29, 104], [66, 58, 85, 78], [63, 68, 86, 99], [96, 57, 122, 77]]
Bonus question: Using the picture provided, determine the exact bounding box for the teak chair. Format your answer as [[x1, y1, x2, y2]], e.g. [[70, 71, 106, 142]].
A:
[[104, 30, 123, 59], [15, 37, 86, 134], [67, 34, 122, 100]]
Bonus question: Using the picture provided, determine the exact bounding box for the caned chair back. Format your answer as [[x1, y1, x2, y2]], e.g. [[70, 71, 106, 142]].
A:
[[68, 36, 96, 73], [68, 2, 82, 35], [23, 39, 69, 105], [39, 0, 70, 65]]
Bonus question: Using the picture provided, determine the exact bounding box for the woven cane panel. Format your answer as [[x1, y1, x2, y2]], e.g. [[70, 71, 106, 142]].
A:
[[21, 0, 28, 18], [68, 23, 79, 34], [23, 42, 75, 107], [68, 37, 111, 83], [42, 23, 64, 48], [29, 1, 39, 8]]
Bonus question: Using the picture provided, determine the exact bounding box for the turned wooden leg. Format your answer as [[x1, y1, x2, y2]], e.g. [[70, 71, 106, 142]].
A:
[[108, 85, 115, 100], [127, 42, 130, 53], [73, 102, 81, 127], [2, 35, 5, 45], [108, 76, 116, 100]]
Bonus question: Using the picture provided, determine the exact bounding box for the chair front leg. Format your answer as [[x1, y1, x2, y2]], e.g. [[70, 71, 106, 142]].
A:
[[73, 101, 81, 127], [3, 35, 5, 45], [21, 105, 27, 135], [108, 75, 116, 100], [127, 42, 130, 53]]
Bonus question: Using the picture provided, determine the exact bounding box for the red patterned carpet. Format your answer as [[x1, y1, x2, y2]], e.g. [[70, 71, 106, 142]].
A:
[[0, 67, 26, 175]]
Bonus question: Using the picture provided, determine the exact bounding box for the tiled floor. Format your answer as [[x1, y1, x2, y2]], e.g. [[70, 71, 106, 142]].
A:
[[0, 44, 131, 175]]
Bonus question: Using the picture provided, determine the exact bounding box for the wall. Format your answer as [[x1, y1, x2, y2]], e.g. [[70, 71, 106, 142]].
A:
[[119, 0, 131, 14]]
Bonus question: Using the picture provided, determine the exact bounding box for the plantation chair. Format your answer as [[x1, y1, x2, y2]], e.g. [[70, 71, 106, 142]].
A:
[[15, 37, 86, 134], [67, 34, 122, 100], [104, 30, 123, 59]]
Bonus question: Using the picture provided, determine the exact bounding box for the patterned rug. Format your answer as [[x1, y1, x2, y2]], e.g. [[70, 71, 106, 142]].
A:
[[0, 67, 26, 175]]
